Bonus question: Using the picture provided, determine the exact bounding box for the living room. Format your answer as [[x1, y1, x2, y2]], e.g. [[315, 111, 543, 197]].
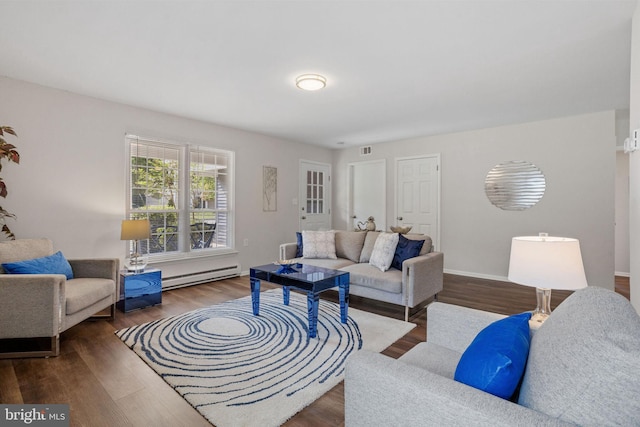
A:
[[1, 1, 640, 426]]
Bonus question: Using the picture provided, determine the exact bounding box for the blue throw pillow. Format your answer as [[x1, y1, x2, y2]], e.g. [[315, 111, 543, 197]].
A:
[[390, 234, 424, 270], [454, 312, 532, 399], [2, 251, 74, 280], [295, 232, 303, 258]]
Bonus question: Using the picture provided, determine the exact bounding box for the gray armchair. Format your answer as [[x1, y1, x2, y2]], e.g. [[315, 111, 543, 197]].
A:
[[0, 238, 119, 358], [345, 286, 640, 426]]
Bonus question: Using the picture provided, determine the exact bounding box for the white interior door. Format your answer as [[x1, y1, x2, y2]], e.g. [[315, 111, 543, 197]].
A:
[[299, 160, 331, 231], [348, 160, 386, 231], [395, 155, 440, 250]]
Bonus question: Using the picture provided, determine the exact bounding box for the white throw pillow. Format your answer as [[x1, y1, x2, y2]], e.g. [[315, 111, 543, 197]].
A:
[[302, 230, 337, 259], [369, 232, 400, 272]]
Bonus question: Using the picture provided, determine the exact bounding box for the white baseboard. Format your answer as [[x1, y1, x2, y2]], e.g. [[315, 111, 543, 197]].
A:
[[443, 269, 509, 283], [615, 271, 630, 277]]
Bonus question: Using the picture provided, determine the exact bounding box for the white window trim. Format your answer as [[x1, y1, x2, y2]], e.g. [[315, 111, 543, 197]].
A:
[[124, 134, 235, 261]]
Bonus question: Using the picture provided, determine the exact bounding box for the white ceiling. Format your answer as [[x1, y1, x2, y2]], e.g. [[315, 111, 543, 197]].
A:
[[0, 1, 636, 148]]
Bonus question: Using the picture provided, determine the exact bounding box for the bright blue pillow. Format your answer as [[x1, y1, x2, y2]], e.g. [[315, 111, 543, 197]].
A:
[[295, 232, 303, 258], [2, 251, 74, 280], [390, 234, 424, 270], [454, 312, 532, 399]]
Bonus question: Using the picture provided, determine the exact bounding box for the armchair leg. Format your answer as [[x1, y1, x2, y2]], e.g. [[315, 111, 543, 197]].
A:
[[89, 303, 116, 321]]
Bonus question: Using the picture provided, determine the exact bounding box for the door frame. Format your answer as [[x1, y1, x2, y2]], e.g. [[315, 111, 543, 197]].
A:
[[394, 154, 441, 251], [299, 159, 332, 231], [347, 159, 386, 232]]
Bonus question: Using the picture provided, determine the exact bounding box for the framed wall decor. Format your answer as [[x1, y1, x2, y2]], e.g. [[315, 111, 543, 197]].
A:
[[263, 166, 277, 211]]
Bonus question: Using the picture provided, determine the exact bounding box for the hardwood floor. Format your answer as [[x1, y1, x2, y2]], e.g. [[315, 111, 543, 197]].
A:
[[0, 274, 630, 427]]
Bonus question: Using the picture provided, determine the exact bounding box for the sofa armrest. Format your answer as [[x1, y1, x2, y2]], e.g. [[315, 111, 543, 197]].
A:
[[402, 251, 443, 307], [0, 275, 65, 338], [279, 243, 298, 260], [427, 302, 506, 353], [345, 351, 573, 427]]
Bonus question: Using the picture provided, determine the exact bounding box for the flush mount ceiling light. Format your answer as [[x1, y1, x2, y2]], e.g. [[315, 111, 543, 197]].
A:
[[295, 74, 326, 91]]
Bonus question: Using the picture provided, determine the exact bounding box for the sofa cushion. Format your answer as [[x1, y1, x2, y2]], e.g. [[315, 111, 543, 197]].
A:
[[302, 230, 337, 259], [359, 231, 380, 263], [2, 251, 74, 280], [454, 312, 532, 399], [65, 278, 115, 315], [295, 258, 355, 270], [369, 233, 399, 272], [518, 286, 640, 425], [391, 234, 424, 270], [341, 263, 403, 294], [399, 341, 462, 379], [335, 230, 367, 263]]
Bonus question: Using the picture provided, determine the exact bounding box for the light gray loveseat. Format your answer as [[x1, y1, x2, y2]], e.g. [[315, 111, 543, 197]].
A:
[[0, 238, 119, 358], [345, 286, 640, 426], [280, 230, 443, 321]]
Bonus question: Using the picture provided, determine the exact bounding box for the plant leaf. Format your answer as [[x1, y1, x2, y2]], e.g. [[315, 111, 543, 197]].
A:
[[1, 224, 16, 240], [0, 181, 7, 198]]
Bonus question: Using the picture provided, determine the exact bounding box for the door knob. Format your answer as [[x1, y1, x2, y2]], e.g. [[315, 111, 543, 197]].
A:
[[397, 216, 403, 221], [301, 216, 306, 220]]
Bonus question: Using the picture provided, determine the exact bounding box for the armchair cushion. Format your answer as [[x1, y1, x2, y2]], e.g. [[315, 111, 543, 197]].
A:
[[64, 278, 115, 315], [454, 312, 532, 399], [2, 251, 74, 280]]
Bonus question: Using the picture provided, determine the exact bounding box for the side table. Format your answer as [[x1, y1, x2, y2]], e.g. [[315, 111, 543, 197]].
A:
[[117, 268, 162, 312]]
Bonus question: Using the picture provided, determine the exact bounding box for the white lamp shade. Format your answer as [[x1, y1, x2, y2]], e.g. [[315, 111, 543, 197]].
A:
[[121, 219, 151, 241], [508, 236, 587, 290]]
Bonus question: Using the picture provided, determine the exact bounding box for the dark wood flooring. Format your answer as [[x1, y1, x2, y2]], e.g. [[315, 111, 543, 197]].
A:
[[0, 274, 630, 427]]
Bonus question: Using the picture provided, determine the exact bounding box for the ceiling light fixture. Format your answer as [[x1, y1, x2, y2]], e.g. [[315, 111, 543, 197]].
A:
[[295, 74, 326, 91]]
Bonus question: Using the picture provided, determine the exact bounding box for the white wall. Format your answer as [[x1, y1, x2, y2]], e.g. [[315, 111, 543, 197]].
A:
[[629, 3, 640, 312], [0, 76, 332, 276], [333, 111, 616, 289], [616, 150, 630, 276]]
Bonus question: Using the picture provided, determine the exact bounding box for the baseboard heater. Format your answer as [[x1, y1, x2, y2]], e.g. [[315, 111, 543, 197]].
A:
[[162, 265, 240, 290]]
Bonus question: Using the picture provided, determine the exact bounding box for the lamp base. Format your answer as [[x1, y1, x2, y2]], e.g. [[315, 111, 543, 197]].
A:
[[124, 255, 147, 273], [531, 287, 552, 323]]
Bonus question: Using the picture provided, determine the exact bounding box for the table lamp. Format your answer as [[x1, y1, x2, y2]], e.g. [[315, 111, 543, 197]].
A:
[[121, 219, 151, 273], [508, 233, 587, 323]]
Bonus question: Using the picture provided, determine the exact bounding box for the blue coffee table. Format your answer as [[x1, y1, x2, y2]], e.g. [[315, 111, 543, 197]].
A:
[[249, 263, 350, 338]]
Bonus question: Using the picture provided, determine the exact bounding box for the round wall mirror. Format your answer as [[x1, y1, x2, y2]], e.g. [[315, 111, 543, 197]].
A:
[[484, 160, 546, 211]]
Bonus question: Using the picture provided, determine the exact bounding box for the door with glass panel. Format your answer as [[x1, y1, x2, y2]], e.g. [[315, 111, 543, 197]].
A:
[[299, 160, 331, 231]]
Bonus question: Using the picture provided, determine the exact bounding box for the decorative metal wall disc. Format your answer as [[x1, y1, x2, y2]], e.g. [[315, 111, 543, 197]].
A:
[[485, 160, 546, 211]]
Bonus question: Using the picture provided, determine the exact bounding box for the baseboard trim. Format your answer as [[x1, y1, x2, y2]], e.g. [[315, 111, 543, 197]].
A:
[[615, 271, 630, 277], [443, 269, 508, 282]]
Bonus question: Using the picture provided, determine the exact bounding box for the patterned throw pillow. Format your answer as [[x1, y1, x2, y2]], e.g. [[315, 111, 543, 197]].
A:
[[302, 230, 337, 259], [369, 232, 400, 272]]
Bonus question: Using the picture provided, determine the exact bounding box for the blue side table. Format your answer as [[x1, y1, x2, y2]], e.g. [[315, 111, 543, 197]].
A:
[[117, 268, 162, 312]]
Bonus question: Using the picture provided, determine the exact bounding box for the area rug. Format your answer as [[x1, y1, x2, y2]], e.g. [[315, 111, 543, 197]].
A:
[[116, 289, 415, 427]]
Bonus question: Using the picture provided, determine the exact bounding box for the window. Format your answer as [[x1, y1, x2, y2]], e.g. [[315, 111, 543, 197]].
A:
[[126, 135, 234, 258]]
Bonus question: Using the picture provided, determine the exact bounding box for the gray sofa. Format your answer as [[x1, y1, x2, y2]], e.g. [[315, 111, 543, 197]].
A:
[[0, 238, 119, 358], [280, 230, 443, 321], [345, 286, 640, 426]]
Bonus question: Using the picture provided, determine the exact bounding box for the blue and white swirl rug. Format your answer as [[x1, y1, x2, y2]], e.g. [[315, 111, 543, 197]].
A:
[[116, 289, 414, 427]]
